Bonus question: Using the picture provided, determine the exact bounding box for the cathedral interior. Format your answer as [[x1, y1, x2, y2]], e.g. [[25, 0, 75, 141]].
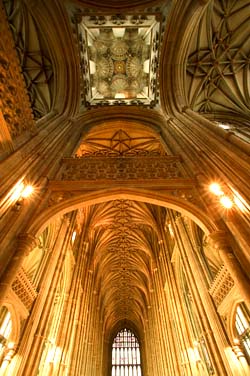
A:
[[0, 0, 250, 375]]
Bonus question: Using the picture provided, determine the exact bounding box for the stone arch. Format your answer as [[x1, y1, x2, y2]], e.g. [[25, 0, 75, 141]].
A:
[[27, 187, 217, 238]]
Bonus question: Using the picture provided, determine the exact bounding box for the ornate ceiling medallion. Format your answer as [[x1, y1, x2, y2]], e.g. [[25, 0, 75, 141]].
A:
[[73, 11, 164, 108]]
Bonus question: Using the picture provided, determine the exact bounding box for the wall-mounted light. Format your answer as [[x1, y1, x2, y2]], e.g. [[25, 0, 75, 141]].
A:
[[10, 181, 34, 202], [209, 183, 224, 196], [21, 185, 34, 198], [0, 180, 35, 219], [209, 182, 234, 209], [220, 195, 233, 209]]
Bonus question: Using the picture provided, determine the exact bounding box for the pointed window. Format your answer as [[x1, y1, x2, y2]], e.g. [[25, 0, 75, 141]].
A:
[[112, 329, 142, 376], [235, 303, 250, 361]]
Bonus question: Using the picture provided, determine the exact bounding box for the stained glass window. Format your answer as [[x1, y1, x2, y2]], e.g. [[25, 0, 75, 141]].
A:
[[112, 329, 142, 376]]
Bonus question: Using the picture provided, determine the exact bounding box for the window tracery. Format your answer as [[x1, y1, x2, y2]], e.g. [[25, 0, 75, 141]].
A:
[[112, 328, 142, 376]]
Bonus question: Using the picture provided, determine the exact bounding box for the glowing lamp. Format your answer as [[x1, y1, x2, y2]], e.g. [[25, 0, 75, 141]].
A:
[[209, 183, 223, 196], [21, 185, 34, 198], [220, 196, 233, 209]]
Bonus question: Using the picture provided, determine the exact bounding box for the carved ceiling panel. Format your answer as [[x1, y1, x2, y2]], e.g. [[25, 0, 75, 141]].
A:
[[186, 0, 250, 117], [67, 1, 171, 108], [0, 2, 34, 141], [75, 125, 166, 156], [3, 0, 54, 120]]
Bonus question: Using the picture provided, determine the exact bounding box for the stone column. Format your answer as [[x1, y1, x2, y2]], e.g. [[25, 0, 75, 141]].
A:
[[158, 222, 201, 376], [208, 231, 250, 304], [174, 216, 235, 375], [15, 217, 69, 376], [0, 233, 38, 305]]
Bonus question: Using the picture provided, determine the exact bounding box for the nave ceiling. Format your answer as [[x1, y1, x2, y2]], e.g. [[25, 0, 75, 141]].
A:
[[73, 199, 166, 335]]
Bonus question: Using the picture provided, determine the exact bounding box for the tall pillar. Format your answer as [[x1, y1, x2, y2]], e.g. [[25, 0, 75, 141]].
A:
[[208, 231, 250, 304], [158, 220, 201, 375], [174, 216, 236, 375], [0, 233, 38, 305], [15, 217, 69, 376]]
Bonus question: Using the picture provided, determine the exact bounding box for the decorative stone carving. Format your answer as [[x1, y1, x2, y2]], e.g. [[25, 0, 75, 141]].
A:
[[186, 0, 250, 115], [4, 0, 54, 120], [209, 265, 235, 307], [60, 156, 183, 181], [71, 8, 165, 108], [48, 191, 75, 207], [111, 74, 129, 92], [110, 40, 129, 61], [96, 57, 114, 78], [0, 3, 34, 140], [12, 267, 38, 310]]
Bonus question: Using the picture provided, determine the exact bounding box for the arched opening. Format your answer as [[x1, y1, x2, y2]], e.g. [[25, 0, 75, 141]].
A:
[[14, 195, 228, 376], [111, 328, 142, 376]]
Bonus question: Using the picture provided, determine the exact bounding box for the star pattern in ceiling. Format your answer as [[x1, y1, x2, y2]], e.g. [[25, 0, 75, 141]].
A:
[[186, 0, 250, 116], [75, 128, 166, 157]]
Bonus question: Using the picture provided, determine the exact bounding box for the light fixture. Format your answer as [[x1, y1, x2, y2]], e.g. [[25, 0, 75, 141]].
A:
[[209, 182, 234, 210], [209, 183, 223, 196], [220, 196, 233, 209], [21, 185, 34, 198]]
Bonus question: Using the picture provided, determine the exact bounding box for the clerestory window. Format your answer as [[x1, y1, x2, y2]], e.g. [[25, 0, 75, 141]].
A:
[[112, 328, 142, 376]]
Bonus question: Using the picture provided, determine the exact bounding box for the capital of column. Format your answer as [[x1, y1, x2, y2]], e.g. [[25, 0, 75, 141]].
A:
[[207, 231, 237, 263], [206, 230, 231, 251], [0, 233, 38, 305], [17, 233, 39, 256]]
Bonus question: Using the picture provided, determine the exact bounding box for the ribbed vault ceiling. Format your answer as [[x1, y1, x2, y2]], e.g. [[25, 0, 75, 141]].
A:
[[73, 124, 169, 333], [186, 0, 250, 117], [75, 200, 166, 334]]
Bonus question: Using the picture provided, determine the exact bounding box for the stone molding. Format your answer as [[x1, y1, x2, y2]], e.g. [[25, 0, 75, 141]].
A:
[[209, 265, 235, 308], [12, 267, 38, 311], [0, 1, 34, 141], [59, 155, 183, 181]]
